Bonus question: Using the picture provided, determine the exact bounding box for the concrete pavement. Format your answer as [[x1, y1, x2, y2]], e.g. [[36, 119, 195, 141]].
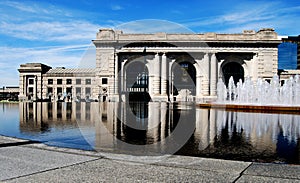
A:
[[0, 135, 300, 182]]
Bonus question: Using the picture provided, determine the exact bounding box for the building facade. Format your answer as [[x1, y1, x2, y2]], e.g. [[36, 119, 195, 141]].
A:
[[0, 86, 19, 100], [18, 64, 99, 101], [282, 35, 300, 69], [19, 28, 281, 102]]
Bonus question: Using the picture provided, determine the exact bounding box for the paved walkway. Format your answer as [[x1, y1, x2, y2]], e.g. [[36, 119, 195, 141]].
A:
[[0, 135, 300, 182]]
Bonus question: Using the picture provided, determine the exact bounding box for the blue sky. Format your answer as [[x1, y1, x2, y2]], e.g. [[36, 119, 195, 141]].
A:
[[0, 0, 300, 86]]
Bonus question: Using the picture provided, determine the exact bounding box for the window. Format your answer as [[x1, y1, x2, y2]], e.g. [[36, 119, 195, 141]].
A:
[[76, 87, 81, 95], [86, 79, 91, 85], [76, 88, 81, 100], [57, 87, 62, 94], [48, 79, 53, 85], [85, 87, 91, 95], [76, 79, 81, 84], [102, 78, 108, 84], [66, 87, 72, 94], [47, 87, 53, 94], [66, 79, 72, 84], [28, 78, 34, 85], [28, 87, 33, 94], [57, 79, 62, 85]]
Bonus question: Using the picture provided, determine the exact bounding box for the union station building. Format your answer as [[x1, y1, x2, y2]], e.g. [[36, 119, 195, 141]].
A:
[[18, 28, 283, 102]]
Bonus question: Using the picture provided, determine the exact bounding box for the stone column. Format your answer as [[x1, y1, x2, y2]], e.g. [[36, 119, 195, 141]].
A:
[[169, 60, 175, 102], [120, 59, 126, 101], [114, 53, 119, 95], [22, 75, 26, 96], [210, 53, 217, 96], [153, 53, 160, 95], [161, 53, 168, 95], [251, 53, 259, 82], [202, 53, 210, 96], [120, 60, 126, 92]]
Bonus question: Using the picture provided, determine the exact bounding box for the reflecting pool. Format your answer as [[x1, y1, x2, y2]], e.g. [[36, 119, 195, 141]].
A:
[[0, 102, 299, 164]]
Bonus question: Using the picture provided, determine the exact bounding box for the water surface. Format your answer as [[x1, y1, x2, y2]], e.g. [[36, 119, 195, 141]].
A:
[[0, 102, 299, 164]]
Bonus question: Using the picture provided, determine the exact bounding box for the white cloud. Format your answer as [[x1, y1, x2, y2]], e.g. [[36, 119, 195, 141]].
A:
[[180, 1, 300, 34], [111, 4, 123, 11], [0, 0, 72, 17], [0, 21, 100, 42], [0, 1, 104, 86], [0, 44, 95, 86], [0, 1, 41, 13]]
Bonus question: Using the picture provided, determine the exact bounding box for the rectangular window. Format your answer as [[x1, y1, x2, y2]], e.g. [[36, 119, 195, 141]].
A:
[[75, 87, 81, 100], [102, 78, 108, 84], [57, 79, 62, 85], [48, 79, 53, 85], [76, 79, 81, 84], [66, 79, 72, 84], [28, 87, 33, 94], [86, 79, 91, 85], [47, 87, 53, 94], [28, 78, 34, 85], [66, 87, 72, 94], [85, 87, 91, 95], [57, 87, 62, 94], [76, 87, 81, 95]]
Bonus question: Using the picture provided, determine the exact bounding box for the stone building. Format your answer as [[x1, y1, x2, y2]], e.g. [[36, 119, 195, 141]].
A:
[[18, 64, 98, 101], [18, 28, 281, 102], [0, 86, 19, 100]]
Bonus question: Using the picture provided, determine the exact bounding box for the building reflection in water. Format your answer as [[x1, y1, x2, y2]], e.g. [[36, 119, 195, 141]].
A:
[[19, 102, 300, 164]]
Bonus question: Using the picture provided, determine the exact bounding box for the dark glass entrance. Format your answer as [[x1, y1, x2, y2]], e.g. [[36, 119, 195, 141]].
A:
[[125, 61, 150, 101], [172, 61, 196, 95], [222, 62, 244, 86]]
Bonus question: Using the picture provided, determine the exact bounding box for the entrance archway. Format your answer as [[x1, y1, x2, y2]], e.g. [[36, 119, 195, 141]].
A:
[[222, 62, 244, 86], [124, 61, 150, 101], [172, 61, 196, 96]]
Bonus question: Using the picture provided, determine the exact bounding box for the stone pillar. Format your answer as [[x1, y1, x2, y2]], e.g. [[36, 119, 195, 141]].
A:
[[120, 60, 126, 92], [251, 53, 259, 82], [161, 53, 168, 95], [22, 75, 26, 96], [120, 59, 126, 101], [34, 75, 38, 100], [169, 60, 175, 102], [210, 53, 217, 96], [114, 53, 119, 95], [153, 53, 160, 95], [202, 53, 210, 96]]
